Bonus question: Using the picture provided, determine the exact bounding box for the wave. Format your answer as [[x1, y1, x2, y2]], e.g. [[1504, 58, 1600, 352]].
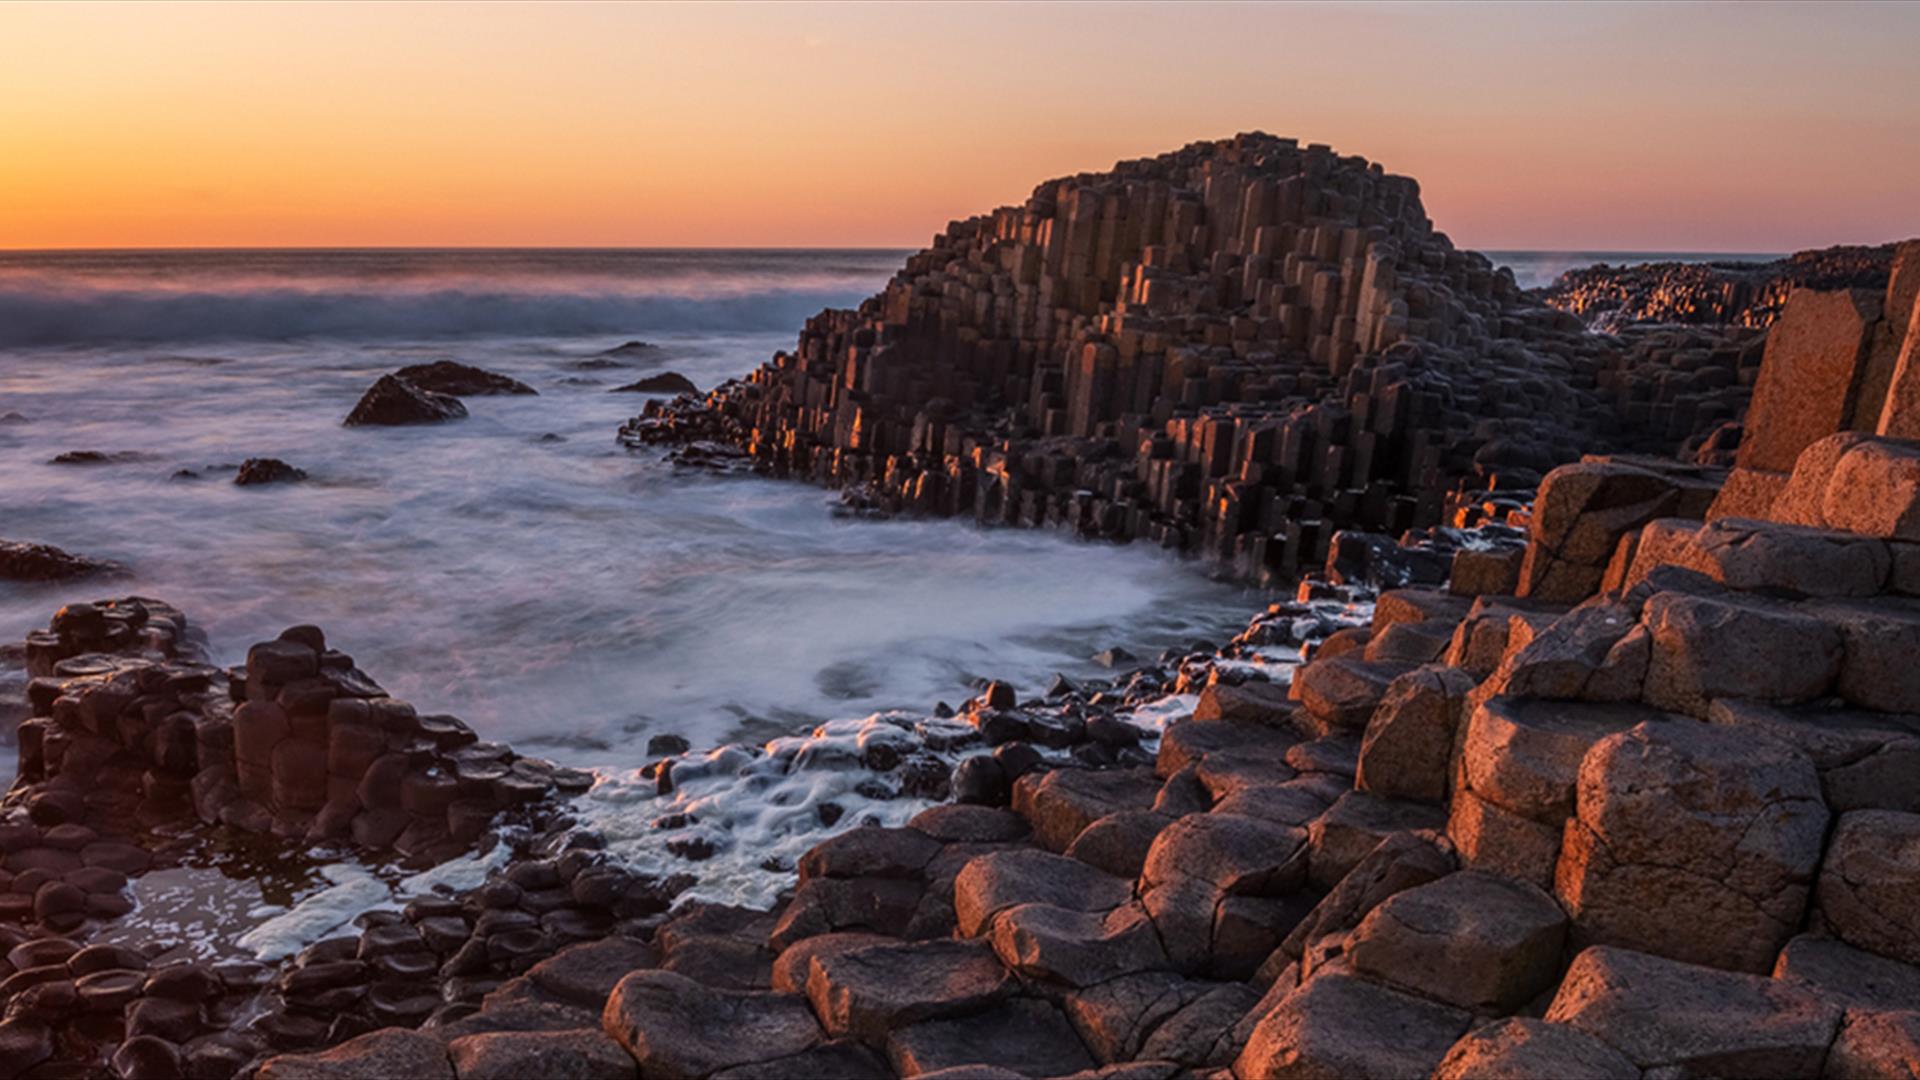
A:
[[0, 284, 876, 346]]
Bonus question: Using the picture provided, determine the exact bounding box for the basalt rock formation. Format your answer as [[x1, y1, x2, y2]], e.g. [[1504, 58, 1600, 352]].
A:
[[1539, 243, 1901, 332], [626, 133, 1759, 584]]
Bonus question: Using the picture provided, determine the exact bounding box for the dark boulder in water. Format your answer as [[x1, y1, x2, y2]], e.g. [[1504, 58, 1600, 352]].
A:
[[343, 374, 468, 426], [596, 340, 664, 360], [392, 360, 537, 397], [611, 372, 699, 395], [234, 458, 308, 486], [0, 540, 120, 581], [47, 450, 145, 466]]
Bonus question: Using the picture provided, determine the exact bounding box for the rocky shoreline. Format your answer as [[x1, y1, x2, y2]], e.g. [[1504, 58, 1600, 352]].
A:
[[5, 132, 1920, 1080], [1536, 244, 1900, 332]]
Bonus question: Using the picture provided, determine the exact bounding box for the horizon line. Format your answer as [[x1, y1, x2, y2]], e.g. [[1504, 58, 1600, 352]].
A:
[[0, 243, 1797, 257]]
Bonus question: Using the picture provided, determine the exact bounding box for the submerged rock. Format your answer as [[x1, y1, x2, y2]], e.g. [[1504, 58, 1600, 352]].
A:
[[47, 450, 145, 466], [234, 458, 309, 486], [610, 372, 699, 395], [393, 360, 537, 397], [343, 374, 468, 426], [596, 340, 664, 360]]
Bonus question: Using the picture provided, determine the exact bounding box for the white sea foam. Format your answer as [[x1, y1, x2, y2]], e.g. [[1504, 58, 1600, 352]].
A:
[[234, 864, 397, 961]]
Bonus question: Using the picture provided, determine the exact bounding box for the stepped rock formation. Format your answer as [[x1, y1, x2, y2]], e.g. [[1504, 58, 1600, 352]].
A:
[[628, 133, 1754, 584]]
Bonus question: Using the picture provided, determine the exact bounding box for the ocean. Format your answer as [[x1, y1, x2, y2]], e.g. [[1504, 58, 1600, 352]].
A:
[[0, 249, 1265, 787]]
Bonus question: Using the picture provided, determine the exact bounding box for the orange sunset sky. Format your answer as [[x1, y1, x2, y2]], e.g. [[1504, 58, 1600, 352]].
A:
[[2, 1, 1916, 253]]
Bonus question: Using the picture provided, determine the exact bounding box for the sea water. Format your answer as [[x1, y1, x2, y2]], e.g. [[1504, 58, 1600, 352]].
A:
[[0, 249, 1263, 786]]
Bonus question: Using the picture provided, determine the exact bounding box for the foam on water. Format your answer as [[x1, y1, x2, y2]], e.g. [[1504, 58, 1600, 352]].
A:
[[0, 251, 1260, 788]]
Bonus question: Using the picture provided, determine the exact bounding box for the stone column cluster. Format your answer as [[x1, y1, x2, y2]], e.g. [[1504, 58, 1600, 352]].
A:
[[627, 133, 1762, 586]]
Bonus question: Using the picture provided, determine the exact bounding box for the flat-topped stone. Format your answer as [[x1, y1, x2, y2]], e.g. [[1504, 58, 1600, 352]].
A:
[[1234, 971, 1471, 1080], [1432, 1017, 1641, 1080], [1545, 945, 1841, 1079], [886, 998, 1094, 1078], [1348, 870, 1568, 1014], [1013, 766, 1161, 852], [602, 970, 819, 1080], [1306, 790, 1446, 891], [1708, 698, 1920, 813], [953, 849, 1132, 937], [805, 938, 1011, 1043], [1773, 934, 1920, 1012]]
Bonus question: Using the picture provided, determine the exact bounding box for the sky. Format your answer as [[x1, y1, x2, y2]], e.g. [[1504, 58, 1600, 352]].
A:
[[1, 1, 1916, 253]]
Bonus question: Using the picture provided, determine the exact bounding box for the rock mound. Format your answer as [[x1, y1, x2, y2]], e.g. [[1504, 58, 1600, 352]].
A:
[[393, 360, 537, 397], [610, 372, 699, 395], [343, 374, 469, 426], [234, 458, 308, 486], [0, 540, 120, 581]]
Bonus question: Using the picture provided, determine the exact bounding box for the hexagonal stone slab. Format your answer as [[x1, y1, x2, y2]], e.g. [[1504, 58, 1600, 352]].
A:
[[886, 998, 1094, 1078], [1234, 972, 1470, 1080], [1545, 946, 1840, 1079], [804, 938, 1011, 1042], [601, 970, 820, 1080], [953, 849, 1131, 937], [1348, 870, 1568, 1013], [1432, 1017, 1639, 1080]]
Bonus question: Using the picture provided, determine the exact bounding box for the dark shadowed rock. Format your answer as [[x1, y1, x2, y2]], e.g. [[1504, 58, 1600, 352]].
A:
[[257, 1028, 453, 1079], [709, 1040, 892, 1079], [1432, 1017, 1640, 1080], [954, 848, 1132, 937], [526, 938, 660, 1009], [805, 938, 1012, 1042], [235, 458, 308, 486], [611, 372, 700, 395], [343, 374, 469, 426], [886, 997, 1095, 1078], [394, 360, 537, 397], [0, 540, 120, 581], [446, 1029, 635, 1080], [601, 970, 820, 1080]]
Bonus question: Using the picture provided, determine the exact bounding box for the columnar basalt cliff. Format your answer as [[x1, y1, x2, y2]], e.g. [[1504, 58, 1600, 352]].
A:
[[628, 134, 1755, 584]]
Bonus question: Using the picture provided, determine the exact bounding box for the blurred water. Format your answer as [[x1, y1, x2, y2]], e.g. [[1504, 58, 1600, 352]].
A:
[[0, 250, 1259, 776]]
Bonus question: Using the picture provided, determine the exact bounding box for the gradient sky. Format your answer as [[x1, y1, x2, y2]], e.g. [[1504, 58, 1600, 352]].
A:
[[2, 1, 1916, 252]]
